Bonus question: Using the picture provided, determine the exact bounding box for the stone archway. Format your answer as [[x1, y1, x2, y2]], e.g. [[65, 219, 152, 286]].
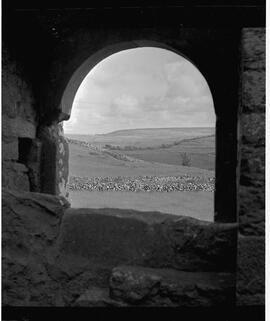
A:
[[37, 28, 240, 223]]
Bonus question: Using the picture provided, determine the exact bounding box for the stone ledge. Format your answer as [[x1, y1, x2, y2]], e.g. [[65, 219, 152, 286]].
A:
[[58, 208, 237, 272], [2, 189, 70, 265], [109, 265, 235, 306]]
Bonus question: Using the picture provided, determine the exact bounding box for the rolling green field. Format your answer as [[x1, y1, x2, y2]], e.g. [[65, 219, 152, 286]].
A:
[[120, 135, 215, 170], [68, 141, 215, 178], [66, 128, 215, 220]]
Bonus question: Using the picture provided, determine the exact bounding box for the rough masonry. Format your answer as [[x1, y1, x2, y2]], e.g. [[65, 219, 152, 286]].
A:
[[1, 3, 265, 310]]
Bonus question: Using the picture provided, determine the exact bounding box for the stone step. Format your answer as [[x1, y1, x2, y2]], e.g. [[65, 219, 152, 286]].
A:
[[74, 286, 129, 307], [109, 265, 235, 306]]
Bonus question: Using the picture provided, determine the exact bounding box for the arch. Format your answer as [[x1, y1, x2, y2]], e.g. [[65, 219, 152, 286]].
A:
[[60, 40, 215, 120], [63, 44, 216, 220], [47, 29, 240, 223]]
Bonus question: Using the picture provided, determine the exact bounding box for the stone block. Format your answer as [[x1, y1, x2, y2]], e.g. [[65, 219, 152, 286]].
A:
[[242, 28, 265, 71], [2, 189, 70, 306], [110, 265, 235, 306], [237, 235, 265, 305], [239, 185, 264, 236], [1, 102, 17, 119], [2, 116, 17, 140], [2, 161, 30, 191], [240, 146, 265, 187], [241, 113, 265, 146], [2, 115, 36, 140], [2, 140, 18, 160], [238, 185, 265, 236], [58, 208, 237, 272], [242, 70, 265, 113], [16, 117, 36, 138], [75, 287, 128, 307], [2, 189, 70, 249]]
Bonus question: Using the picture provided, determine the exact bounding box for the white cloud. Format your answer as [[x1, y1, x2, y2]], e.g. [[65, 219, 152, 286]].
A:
[[63, 48, 215, 134]]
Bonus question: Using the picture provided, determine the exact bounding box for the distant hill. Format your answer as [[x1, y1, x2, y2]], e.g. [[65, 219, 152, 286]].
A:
[[66, 127, 215, 149], [97, 127, 214, 137]]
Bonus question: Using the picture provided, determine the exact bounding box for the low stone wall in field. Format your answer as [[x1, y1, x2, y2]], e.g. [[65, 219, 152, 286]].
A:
[[68, 175, 215, 192]]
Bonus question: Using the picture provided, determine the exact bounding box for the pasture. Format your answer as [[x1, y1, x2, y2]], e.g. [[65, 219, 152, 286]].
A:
[[66, 128, 215, 220], [69, 190, 214, 222]]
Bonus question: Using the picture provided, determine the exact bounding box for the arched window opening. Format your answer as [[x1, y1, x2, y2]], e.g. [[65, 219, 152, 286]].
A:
[[63, 47, 216, 221]]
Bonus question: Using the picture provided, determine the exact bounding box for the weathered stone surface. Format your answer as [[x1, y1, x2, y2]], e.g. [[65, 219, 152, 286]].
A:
[[241, 113, 265, 146], [110, 266, 161, 303], [2, 48, 37, 193], [240, 146, 264, 187], [2, 48, 37, 139], [110, 266, 235, 306], [2, 140, 19, 160], [75, 287, 128, 307], [242, 70, 265, 113], [38, 124, 69, 197], [238, 28, 265, 237], [2, 189, 70, 253], [238, 180, 265, 236], [2, 101, 17, 119], [2, 189, 70, 306], [242, 28, 265, 71], [16, 117, 36, 138], [237, 235, 265, 306], [2, 113, 36, 139], [241, 29, 265, 116], [156, 217, 237, 272], [58, 209, 237, 272], [26, 139, 43, 192], [2, 161, 30, 191], [2, 116, 18, 141]]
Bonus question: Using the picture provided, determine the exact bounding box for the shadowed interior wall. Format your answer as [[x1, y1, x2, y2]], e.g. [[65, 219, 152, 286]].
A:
[[2, 46, 38, 191], [236, 28, 265, 306]]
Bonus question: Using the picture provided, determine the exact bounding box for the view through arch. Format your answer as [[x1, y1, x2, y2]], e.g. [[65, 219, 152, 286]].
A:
[[63, 47, 216, 221]]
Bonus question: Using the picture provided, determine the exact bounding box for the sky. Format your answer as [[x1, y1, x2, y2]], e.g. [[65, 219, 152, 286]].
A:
[[63, 47, 215, 135]]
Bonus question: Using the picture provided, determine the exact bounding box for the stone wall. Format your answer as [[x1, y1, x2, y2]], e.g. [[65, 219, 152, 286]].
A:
[[2, 189, 70, 306], [237, 28, 265, 305], [2, 46, 37, 191], [1, 17, 265, 308], [2, 190, 236, 307]]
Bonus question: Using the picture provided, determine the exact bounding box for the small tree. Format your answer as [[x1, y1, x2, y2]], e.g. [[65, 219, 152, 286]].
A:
[[180, 152, 192, 166]]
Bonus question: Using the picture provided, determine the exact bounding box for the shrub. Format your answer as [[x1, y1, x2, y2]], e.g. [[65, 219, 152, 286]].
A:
[[180, 152, 192, 166]]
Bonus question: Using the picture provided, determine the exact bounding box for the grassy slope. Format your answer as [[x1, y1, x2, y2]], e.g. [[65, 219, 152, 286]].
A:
[[67, 128, 215, 220], [121, 135, 215, 170], [66, 127, 215, 149], [68, 142, 214, 178]]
